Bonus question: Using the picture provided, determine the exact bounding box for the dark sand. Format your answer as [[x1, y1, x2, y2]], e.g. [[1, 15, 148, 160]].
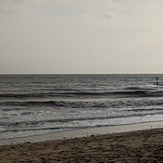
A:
[[0, 128, 163, 163]]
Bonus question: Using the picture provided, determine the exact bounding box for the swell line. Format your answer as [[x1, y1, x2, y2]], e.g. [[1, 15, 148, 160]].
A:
[[0, 90, 162, 99], [1, 98, 163, 108]]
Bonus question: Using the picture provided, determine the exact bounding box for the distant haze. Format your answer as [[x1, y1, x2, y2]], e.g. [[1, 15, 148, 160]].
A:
[[1, 0, 163, 74]]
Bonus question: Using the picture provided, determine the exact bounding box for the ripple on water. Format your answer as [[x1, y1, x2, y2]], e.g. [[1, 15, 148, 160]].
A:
[[21, 112, 34, 115]]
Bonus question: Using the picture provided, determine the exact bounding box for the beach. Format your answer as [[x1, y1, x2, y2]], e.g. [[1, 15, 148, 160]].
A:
[[0, 74, 163, 162], [0, 127, 163, 163]]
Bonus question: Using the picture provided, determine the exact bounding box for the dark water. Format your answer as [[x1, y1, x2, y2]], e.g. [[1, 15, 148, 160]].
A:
[[0, 74, 163, 139]]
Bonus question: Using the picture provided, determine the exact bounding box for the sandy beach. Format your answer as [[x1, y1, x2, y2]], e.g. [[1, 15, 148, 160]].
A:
[[0, 127, 163, 163]]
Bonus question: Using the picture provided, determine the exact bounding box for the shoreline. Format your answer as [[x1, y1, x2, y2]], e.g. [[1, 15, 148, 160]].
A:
[[0, 121, 163, 146], [0, 126, 163, 162]]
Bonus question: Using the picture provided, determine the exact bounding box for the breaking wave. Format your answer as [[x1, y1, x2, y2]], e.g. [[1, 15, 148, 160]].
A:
[[1, 98, 163, 108], [1, 90, 163, 99]]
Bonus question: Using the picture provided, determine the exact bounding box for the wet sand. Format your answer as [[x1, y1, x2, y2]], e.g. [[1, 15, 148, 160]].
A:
[[1, 121, 163, 146], [0, 128, 163, 163]]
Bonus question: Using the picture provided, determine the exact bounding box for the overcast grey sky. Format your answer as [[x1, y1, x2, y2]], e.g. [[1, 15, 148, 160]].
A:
[[1, 0, 163, 74]]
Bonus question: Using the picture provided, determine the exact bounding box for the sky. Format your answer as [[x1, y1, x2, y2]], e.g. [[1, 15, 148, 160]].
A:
[[1, 0, 163, 74]]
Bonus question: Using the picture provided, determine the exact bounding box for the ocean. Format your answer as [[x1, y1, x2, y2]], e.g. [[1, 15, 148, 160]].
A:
[[0, 74, 163, 140]]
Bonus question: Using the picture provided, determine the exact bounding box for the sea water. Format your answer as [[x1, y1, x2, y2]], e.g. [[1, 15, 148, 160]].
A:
[[0, 74, 163, 140]]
